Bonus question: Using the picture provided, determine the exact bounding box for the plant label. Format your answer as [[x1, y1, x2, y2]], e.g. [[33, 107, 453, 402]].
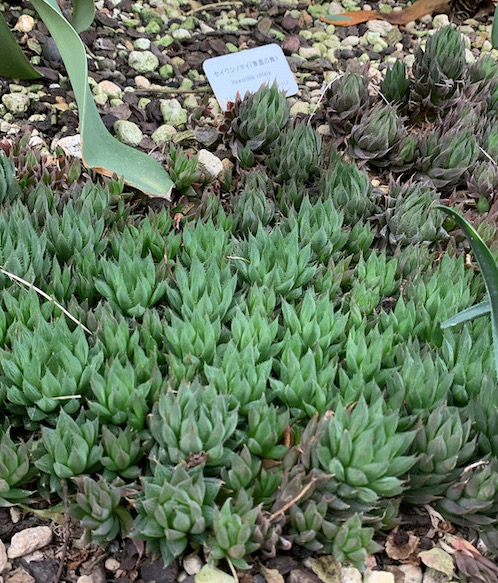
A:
[[203, 43, 298, 110]]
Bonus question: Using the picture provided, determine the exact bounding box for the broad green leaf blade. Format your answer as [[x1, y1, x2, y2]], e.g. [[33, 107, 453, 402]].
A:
[[438, 205, 498, 377], [493, 3, 498, 49], [440, 300, 491, 329], [0, 12, 42, 79], [31, 0, 174, 199], [71, 0, 96, 33]]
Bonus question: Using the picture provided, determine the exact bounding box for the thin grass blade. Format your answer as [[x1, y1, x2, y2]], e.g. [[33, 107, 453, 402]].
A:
[[437, 205, 498, 377]]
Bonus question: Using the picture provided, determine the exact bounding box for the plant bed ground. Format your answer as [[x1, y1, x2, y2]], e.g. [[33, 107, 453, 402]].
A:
[[0, 2, 498, 583]]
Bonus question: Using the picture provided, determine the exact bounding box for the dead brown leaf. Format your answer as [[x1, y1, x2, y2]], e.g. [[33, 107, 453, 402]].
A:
[[385, 527, 420, 563], [259, 564, 284, 583], [419, 548, 455, 578], [309, 555, 341, 583]]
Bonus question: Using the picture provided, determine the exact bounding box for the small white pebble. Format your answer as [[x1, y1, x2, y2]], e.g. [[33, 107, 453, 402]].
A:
[[104, 558, 120, 572], [8, 527, 53, 559], [432, 14, 450, 28], [183, 553, 203, 575]]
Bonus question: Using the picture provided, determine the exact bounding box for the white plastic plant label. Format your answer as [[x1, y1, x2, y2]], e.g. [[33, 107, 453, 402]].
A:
[[203, 43, 298, 110]]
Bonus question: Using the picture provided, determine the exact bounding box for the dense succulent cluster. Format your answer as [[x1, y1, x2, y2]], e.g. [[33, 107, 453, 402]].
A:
[[0, 23, 497, 579]]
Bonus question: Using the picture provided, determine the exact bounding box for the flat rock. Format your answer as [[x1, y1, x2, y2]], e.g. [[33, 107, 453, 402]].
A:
[[7, 527, 53, 559]]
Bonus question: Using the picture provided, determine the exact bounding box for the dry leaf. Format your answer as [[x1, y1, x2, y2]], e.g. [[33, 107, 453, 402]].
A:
[[419, 548, 455, 578], [385, 527, 420, 563], [309, 555, 341, 583], [259, 564, 284, 583]]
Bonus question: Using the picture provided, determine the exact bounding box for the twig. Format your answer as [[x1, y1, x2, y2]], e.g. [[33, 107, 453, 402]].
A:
[[54, 478, 70, 583], [0, 266, 92, 335], [269, 478, 317, 522], [134, 87, 211, 95], [184, 1, 243, 16]]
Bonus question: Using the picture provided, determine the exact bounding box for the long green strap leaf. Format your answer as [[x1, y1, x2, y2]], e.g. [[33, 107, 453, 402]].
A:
[[437, 205, 498, 377], [26, 0, 174, 199], [440, 300, 491, 329], [71, 0, 95, 33], [0, 11, 41, 79]]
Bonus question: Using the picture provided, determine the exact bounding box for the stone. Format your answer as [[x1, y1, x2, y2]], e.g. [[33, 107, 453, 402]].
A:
[[152, 124, 177, 144], [104, 558, 120, 572], [76, 577, 93, 583], [298, 46, 321, 59], [288, 569, 321, 583], [282, 35, 300, 54], [194, 126, 219, 147], [172, 28, 191, 40], [93, 80, 123, 100], [183, 553, 202, 576], [113, 120, 143, 147], [184, 95, 198, 109], [432, 14, 450, 29], [55, 135, 82, 159], [197, 150, 223, 179], [14, 14, 35, 33], [366, 20, 393, 35], [340, 566, 362, 583], [7, 527, 53, 559], [140, 557, 178, 583], [160, 99, 187, 125], [22, 557, 59, 583], [399, 564, 423, 583], [135, 75, 151, 90], [6, 568, 35, 583], [2, 93, 30, 114], [290, 101, 311, 115], [0, 539, 7, 573], [133, 38, 151, 50], [342, 35, 360, 47], [128, 50, 159, 73], [159, 64, 174, 79], [364, 571, 395, 583]]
